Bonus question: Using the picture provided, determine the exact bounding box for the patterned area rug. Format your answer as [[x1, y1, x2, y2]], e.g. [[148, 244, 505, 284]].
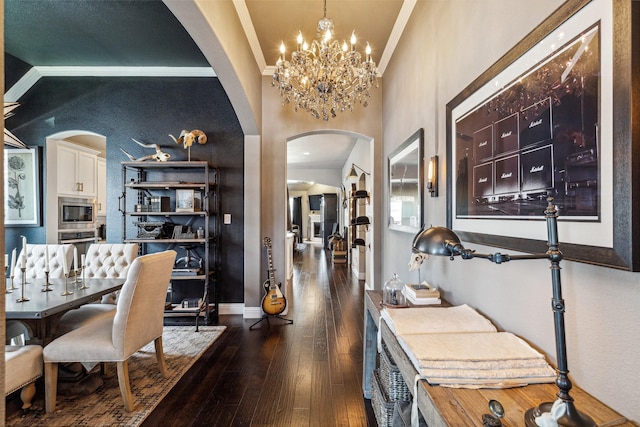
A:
[[6, 325, 226, 427]]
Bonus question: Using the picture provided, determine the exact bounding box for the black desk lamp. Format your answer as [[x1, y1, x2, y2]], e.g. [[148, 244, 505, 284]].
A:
[[411, 198, 595, 427]]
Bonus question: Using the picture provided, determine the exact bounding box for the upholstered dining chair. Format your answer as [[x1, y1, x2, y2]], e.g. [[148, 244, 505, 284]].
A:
[[13, 244, 74, 282], [43, 250, 176, 413], [55, 243, 138, 336], [7, 244, 75, 344]]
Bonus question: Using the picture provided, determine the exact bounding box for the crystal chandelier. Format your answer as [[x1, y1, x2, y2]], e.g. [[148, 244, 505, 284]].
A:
[[272, 0, 378, 121]]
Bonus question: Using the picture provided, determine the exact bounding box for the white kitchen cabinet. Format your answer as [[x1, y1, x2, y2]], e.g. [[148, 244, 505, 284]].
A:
[[96, 157, 107, 215], [56, 141, 99, 197]]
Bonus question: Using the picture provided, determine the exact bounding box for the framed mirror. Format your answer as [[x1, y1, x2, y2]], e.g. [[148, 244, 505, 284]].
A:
[[388, 129, 424, 233]]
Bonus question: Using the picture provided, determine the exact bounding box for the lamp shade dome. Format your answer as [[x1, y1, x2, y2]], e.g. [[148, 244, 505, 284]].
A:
[[412, 226, 462, 256]]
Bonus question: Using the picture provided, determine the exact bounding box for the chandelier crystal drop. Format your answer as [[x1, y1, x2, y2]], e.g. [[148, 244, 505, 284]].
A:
[[272, 0, 378, 121]]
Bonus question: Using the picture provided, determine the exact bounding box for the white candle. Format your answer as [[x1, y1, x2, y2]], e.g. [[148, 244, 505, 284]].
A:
[[44, 245, 50, 273], [74, 247, 79, 271], [10, 248, 16, 278], [81, 254, 86, 268], [4, 254, 7, 268], [62, 251, 69, 276], [21, 236, 27, 269]]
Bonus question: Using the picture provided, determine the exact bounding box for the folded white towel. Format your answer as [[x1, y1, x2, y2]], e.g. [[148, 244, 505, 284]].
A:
[[397, 331, 557, 388], [419, 357, 551, 370], [401, 331, 548, 364], [381, 304, 497, 336], [420, 366, 557, 380]]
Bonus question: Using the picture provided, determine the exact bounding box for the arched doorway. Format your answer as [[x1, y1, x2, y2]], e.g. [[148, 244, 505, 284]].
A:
[[286, 129, 374, 288], [44, 130, 107, 249]]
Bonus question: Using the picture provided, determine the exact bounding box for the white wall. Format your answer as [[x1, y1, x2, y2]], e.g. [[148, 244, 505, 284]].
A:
[[382, 0, 640, 421]]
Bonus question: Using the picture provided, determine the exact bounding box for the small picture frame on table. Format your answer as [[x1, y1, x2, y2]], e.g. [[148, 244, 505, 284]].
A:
[[175, 189, 195, 212]]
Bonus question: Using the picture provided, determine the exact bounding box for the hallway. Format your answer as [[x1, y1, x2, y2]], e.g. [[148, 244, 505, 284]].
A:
[[142, 241, 371, 426]]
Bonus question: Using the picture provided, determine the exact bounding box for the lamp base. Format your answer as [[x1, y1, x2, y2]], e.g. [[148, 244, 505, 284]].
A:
[[524, 401, 596, 427]]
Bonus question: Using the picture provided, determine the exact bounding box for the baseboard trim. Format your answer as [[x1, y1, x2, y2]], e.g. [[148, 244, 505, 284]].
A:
[[243, 306, 263, 319]]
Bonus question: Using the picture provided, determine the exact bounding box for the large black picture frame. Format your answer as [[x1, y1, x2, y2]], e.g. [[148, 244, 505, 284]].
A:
[[446, 0, 640, 270]]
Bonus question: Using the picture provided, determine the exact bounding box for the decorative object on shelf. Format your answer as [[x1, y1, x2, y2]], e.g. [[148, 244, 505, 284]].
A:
[[135, 221, 167, 239], [271, 0, 378, 121], [120, 138, 171, 162], [347, 163, 370, 180], [171, 225, 195, 240], [427, 155, 438, 197], [175, 189, 195, 212], [411, 198, 596, 427], [169, 129, 207, 161], [382, 273, 406, 307]]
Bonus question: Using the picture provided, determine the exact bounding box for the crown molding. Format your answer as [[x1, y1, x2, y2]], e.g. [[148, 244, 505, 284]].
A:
[[233, 0, 267, 72], [377, 0, 416, 75], [4, 66, 216, 102]]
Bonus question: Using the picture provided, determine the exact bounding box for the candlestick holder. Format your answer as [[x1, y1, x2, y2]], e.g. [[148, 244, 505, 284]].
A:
[[11, 273, 19, 290], [61, 273, 73, 296], [5, 266, 11, 294], [79, 267, 89, 290], [73, 269, 79, 285], [42, 270, 53, 292], [16, 267, 30, 302]]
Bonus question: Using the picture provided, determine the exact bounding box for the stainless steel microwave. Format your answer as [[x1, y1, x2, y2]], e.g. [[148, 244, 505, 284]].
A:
[[58, 197, 95, 229]]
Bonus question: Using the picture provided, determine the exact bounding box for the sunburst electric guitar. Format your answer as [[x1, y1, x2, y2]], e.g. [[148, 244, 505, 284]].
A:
[[261, 237, 287, 315]]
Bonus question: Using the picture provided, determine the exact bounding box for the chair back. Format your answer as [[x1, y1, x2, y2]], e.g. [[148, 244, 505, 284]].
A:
[[84, 243, 139, 280], [13, 244, 74, 281], [112, 250, 176, 358]]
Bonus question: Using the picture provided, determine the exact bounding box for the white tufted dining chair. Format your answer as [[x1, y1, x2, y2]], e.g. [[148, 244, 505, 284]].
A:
[[13, 244, 74, 282], [56, 243, 138, 336], [44, 250, 176, 412], [84, 243, 139, 281]]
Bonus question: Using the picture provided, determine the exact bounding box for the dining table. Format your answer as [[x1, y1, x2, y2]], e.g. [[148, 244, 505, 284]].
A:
[[5, 276, 125, 344]]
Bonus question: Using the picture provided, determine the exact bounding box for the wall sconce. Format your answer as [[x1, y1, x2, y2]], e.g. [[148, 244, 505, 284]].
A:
[[347, 163, 370, 180], [427, 155, 438, 197], [411, 198, 595, 427]]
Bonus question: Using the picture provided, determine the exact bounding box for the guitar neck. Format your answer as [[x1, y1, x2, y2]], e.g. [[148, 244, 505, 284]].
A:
[[266, 242, 277, 288]]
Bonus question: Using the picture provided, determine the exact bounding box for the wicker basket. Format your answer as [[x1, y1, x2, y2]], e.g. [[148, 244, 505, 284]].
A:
[[379, 344, 412, 401], [371, 369, 395, 427]]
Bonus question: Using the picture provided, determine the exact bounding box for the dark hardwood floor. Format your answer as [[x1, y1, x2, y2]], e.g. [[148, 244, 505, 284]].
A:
[[142, 241, 374, 427]]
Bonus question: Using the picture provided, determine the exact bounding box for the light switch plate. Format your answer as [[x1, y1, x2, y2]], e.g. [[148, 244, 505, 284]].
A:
[[224, 213, 231, 224]]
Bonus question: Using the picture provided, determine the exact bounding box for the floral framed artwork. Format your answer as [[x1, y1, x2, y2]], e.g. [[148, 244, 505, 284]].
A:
[[4, 148, 42, 226], [445, 0, 640, 270]]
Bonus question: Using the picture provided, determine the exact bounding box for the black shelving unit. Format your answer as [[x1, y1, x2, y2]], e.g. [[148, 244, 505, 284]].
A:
[[120, 161, 219, 325]]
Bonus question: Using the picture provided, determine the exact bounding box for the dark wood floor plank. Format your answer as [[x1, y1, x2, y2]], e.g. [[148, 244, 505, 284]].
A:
[[310, 361, 333, 427], [138, 242, 372, 427]]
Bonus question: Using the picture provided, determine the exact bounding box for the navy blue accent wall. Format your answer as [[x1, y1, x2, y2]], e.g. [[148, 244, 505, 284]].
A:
[[4, 54, 33, 89], [4, 76, 245, 303]]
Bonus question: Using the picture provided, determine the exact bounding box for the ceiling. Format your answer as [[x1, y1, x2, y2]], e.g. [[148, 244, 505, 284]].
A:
[[4, 0, 411, 184]]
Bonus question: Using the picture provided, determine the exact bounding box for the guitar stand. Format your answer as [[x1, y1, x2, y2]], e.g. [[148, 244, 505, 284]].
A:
[[249, 314, 293, 330]]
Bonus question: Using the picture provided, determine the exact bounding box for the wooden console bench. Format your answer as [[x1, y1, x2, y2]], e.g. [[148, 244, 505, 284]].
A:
[[363, 290, 632, 426]]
